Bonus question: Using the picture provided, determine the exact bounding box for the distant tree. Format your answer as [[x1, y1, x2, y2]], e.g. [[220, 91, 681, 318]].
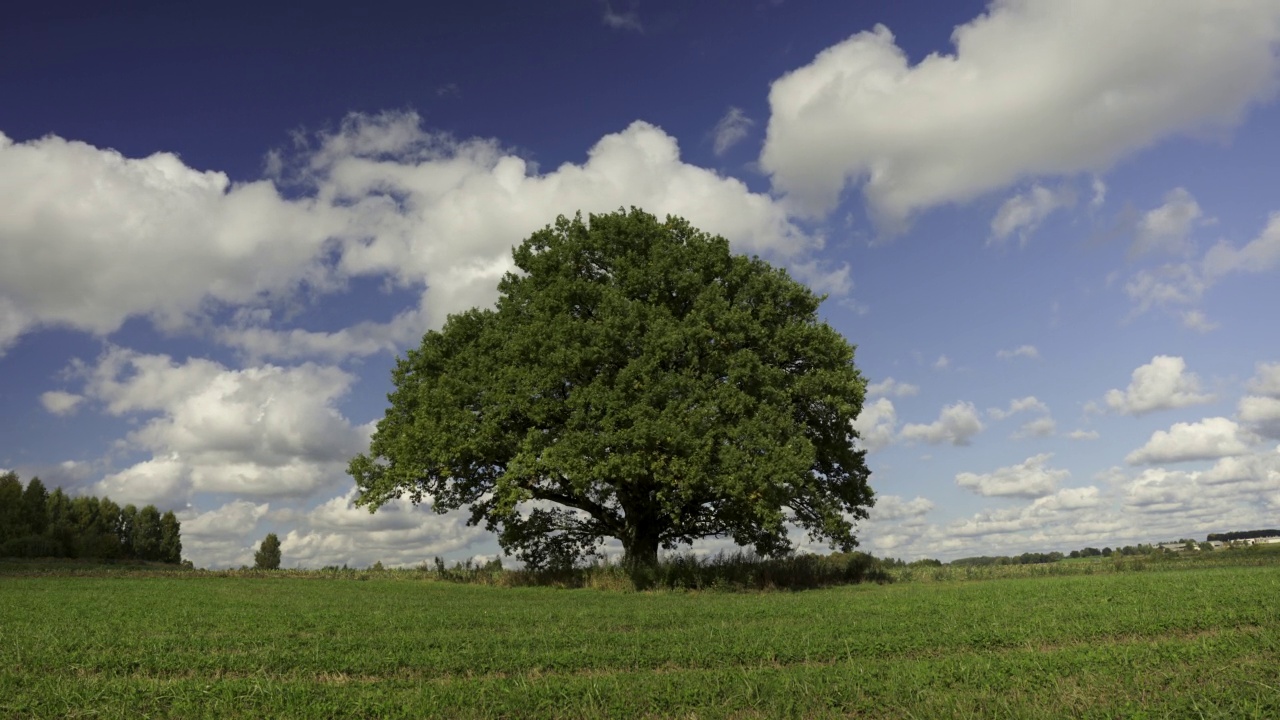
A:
[[20, 477, 49, 537], [159, 511, 182, 564], [1069, 550, 1080, 559], [132, 505, 163, 561], [94, 498, 124, 559], [254, 533, 282, 570], [350, 209, 875, 574], [1101, 547, 1113, 557], [119, 504, 138, 557], [44, 488, 74, 556], [1198, 541, 1214, 552], [0, 471, 23, 540]]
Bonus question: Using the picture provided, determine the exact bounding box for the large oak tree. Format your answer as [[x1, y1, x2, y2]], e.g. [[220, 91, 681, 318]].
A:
[[350, 209, 874, 571]]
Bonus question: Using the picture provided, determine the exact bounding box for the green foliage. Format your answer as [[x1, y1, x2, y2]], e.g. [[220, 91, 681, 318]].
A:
[[20, 477, 49, 536], [0, 474, 182, 563], [254, 533, 282, 570], [0, 471, 22, 541], [159, 511, 182, 564], [351, 208, 874, 572], [131, 506, 163, 561]]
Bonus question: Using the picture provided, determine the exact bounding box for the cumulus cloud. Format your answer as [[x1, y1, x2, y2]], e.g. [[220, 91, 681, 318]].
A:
[[282, 489, 489, 569], [933, 354, 950, 370], [1180, 310, 1218, 333], [1247, 362, 1280, 397], [956, 453, 1067, 498], [1125, 212, 1280, 319], [600, 1, 642, 32], [901, 401, 984, 446], [179, 500, 270, 568], [1116, 446, 1280, 519], [1132, 187, 1202, 257], [988, 395, 1049, 420], [866, 377, 919, 397], [1068, 429, 1100, 441], [0, 114, 826, 361], [759, 1, 1280, 227], [1239, 395, 1280, 439], [39, 390, 84, 416], [298, 113, 824, 334], [852, 397, 898, 452], [0, 131, 346, 345], [1013, 416, 1057, 440], [81, 348, 368, 506], [1103, 355, 1214, 415], [989, 185, 1074, 245], [943, 485, 1103, 539], [996, 345, 1040, 360], [1125, 417, 1253, 465], [711, 107, 755, 156], [868, 495, 934, 522]]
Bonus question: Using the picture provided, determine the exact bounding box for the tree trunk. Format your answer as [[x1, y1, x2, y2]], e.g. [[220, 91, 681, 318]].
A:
[[622, 525, 661, 588]]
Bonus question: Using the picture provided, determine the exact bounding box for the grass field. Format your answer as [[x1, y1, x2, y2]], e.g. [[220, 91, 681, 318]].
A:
[[3, 556, 1279, 718]]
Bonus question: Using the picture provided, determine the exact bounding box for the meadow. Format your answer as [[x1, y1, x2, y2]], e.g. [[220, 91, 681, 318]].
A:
[[2, 552, 1278, 719]]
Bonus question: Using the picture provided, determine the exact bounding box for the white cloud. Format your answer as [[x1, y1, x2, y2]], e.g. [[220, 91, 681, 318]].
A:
[[988, 395, 1048, 420], [306, 113, 823, 332], [866, 377, 919, 397], [281, 489, 489, 569], [1103, 355, 1214, 415], [1090, 177, 1107, 209], [933, 354, 950, 370], [1247, 362, 1280, 397], [83, 348, 368, 506], [1013, 416, 1057, 440], [1125, 212, 1280, 319], [867, 495, 934, 522], [712, 107, 755, 156], [39, 390, 84, 416], [1239, 395, 1280, 439], [852, 397, 898, 452], [1123, 263, 1205, 315], [901, 401, 984, 446], [1132, 187, 1202, 257], [1, 114, 826, 361], [1068, 429, 1100, 441], [1181, 310, 1218, 333], [1125, 417, 1253, 465], [956, 453, 1068, 498], [179, 500, 270, 568], [0, 131, 346, 344], [996, 345, 1040, 360], [759, 1, 1280, 227], [1202, 212, 1280, 281], [989, 185, 1074, 245], [600, 1, 642, 32]]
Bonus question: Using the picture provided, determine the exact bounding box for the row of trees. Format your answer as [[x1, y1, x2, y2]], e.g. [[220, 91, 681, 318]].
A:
[[1207, 529, 1280, 543], [951, 551, 1067, 567], [0, 472, 182, 563]]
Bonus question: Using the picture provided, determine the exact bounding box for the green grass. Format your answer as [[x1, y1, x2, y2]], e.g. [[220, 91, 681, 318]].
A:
[[3, 557, 1279, 718]]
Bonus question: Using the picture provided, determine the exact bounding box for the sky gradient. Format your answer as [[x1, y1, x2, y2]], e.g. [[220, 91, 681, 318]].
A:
[[3, 0, 1280, 568]]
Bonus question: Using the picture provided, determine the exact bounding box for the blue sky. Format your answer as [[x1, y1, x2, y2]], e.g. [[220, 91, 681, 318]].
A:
[[3, 0, 1279, 568]]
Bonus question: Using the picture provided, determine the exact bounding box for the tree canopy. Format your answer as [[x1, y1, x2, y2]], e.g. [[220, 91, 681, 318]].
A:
[[255, 533, 282, 570], [350, 208, 874, 571]]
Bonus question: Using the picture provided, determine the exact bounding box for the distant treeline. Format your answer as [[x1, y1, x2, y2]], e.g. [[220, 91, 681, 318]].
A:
[[951, 551, 1067, 567], [1207, 529, 1280, 542], [0, 472, 182, 562]]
